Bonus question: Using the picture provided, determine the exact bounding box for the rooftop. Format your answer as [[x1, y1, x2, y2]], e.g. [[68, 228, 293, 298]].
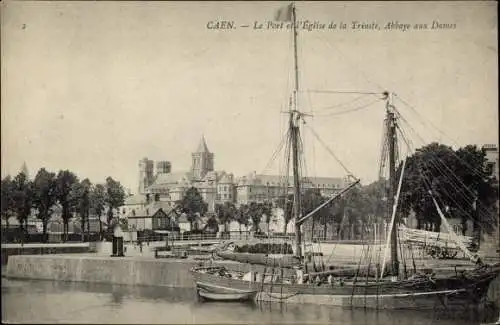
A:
[[124, 194, 146, 206]]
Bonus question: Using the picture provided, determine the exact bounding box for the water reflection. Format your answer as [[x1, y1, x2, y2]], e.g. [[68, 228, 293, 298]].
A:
[[2, 279, 497, 325]]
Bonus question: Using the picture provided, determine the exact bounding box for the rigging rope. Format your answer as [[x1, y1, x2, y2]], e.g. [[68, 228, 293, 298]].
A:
[[419, 159, 491, 233], [261, 129, 291, 174], [324, 210, 348, 265], [394, 95, 489, 179], [311, 33, 386, 91], [418, 173, 481, 263], [419, 149, 496, 227], [394, 107, 495, 225], [314, 98, 382, 117], [312, 94, 372, 111], [302, 121, 357, 178]]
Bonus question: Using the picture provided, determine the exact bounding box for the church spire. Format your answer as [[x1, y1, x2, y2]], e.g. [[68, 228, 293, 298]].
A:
[[196, 135, 210, 153], [191, 135, 214, 180], [20, 162, 29, 178]]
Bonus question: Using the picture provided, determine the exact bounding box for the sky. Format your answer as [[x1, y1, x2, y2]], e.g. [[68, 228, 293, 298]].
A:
[[1, 1, 498, 193]]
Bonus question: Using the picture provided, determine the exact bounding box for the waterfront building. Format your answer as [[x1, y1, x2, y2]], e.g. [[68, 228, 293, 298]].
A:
[[483, 144, 499, 181], [235, 172, 346, 205], [121, 194, 147, 218], [127, 200, 179, 232]]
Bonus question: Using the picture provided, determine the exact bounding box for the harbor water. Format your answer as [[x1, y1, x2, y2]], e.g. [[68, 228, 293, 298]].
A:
[[2, 278, 496, 324]]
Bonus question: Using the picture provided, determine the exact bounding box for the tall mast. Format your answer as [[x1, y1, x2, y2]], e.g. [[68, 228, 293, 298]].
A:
[[292, 3, 299, 93], [385, 92, 399, 278], [290, 2, 302, 260]]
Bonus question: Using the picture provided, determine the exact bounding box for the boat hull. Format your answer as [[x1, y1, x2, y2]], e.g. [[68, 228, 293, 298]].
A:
[[190, 265, 499, 310], [255, 288, 471, 310], [196, 281, 258, 302], [197, 289, 257, 302]]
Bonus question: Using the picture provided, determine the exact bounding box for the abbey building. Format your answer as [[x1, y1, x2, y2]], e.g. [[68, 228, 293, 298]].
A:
[[135, 136, 346, 212]]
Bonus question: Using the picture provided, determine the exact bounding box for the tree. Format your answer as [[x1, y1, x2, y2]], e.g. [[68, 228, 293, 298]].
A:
[[203, 215, 219, 234], [455, 145, 498, 240], [276, 194, 294, 234], [247, 202, 262, 233], [11, 172, 33, 240], [362, 179, 387, 221], [32, 168, 57, 242], [176, 187, 207, 229], [90, 184, 106, 239], [105, 177, 126, 232], [398, 142, 498, 241], [330, 197, 346, 238], [235, 204, 250, 234], [1, 176, 14, 228], [301, 188, 327, 239], [81, 179, 92, 239], [215, 202, 236, 237], [55, 170, 79, 242], [261, 201, 273, 227], [72, 178, 91, 241]]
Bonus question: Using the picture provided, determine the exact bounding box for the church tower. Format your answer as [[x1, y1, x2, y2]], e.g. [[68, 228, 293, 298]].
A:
[[20, 162, 29, 179], [138, 157, 154, 194], [191, 136, 214, 180]]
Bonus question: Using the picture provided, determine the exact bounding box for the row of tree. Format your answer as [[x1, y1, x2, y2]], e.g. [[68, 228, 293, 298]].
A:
[[174, 187, 274, 235], [5, 142, 491, 243], [1, 168, 126, 242], [213, 201, 274, 234], [202, 143, 498, 240]]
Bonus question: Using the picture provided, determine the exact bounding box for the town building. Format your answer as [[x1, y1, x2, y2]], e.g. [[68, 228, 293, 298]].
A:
[[127, 200, 179, 232], [139, 137, 346, 213], [156, 161, 172, 175], [143, 137, 236, 213], [127, 136, 348, 233], [138, 158, 155, 194], [481, 144, 500, 254], [235, 172, 347, 205], [482, 144, 499, 181], [121, 194, 147, 217]]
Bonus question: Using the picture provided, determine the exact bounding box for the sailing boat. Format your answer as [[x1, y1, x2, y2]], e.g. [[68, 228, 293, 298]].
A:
[[190, 3, 500, 311]]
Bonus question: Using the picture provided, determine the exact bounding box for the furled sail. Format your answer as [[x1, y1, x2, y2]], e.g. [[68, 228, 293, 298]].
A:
[[216, 251, 301, 269]]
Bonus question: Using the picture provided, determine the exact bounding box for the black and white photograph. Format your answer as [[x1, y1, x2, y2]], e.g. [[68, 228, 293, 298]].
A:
[[1, 1, 498, 324]]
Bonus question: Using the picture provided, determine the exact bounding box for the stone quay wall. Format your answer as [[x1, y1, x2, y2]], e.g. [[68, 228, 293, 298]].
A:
[[1, 243, 92, 266], [4, 255, 274, 288]]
